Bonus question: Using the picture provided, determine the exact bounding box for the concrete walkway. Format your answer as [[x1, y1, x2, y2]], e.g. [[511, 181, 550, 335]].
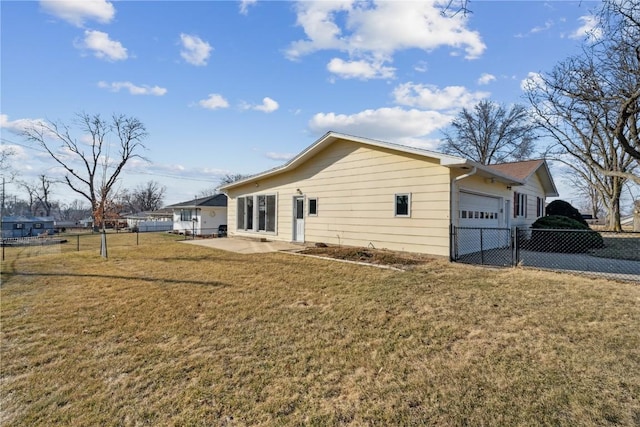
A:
[[182, 237, 303, 254]]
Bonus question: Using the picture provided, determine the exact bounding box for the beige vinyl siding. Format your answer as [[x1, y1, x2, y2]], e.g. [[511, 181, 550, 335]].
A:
[[512, 172, 546, 228], [226, 138, 452, 256]]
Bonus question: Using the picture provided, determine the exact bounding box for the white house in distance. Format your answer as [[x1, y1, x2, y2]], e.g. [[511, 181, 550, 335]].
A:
[[219, 132, 558, 258], [166, 194, 227, 236]]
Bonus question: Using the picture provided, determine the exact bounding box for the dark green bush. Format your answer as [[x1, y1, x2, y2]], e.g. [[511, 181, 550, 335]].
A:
[[526, 215, 604, 253], [532, 215, 589, 230], [545, 200, 589, 227]]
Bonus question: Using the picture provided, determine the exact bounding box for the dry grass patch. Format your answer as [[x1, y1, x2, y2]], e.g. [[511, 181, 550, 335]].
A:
[[2, 235, 640, 426]]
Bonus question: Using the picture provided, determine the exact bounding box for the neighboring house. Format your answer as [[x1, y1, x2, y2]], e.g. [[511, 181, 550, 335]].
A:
[[219, 132, 558, 257], [166, 194, 228, 236], [123, 209, 173, 232], [1, 216, 55, 238]]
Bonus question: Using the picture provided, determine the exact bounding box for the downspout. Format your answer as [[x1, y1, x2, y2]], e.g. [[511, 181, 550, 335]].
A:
[[449, 166, 477, 261]]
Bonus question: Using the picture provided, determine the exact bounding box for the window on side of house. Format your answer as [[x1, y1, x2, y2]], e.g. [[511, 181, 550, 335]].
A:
[[308, 198, 318, 216], [14, 223, 24, 229], [180, 209, 193, 221], [256, 195, 277, 232], [237, 197, 246, 230], [536, 197, 544, 217], [237, 194, 276, 232], [513, 192, 527, 218], [34, 223, 43, 229], [395, 193, 411, 217]]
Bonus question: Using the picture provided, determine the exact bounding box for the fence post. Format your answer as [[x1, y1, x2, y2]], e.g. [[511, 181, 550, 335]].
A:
[[480, 228, 484, 265], [136, 230, 139, 246], [514, 227, 519, 266], [77, 234, 80, 252]]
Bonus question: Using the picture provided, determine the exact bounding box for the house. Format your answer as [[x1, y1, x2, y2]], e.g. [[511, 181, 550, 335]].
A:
[[123, 208, 173, 232], [219, 132, 558, 257], [166, 194, 227, 236], [1, 216, 55, 238]]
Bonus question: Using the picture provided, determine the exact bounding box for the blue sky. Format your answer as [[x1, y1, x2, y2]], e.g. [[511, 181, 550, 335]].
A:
[[1, 0, 601, 205]]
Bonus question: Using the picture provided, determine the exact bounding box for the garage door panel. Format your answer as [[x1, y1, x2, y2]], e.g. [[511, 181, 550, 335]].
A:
[[457, 192, 506, 255]]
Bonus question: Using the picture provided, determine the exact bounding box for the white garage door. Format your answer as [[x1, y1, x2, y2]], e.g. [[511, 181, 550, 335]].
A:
[[457, 191, 503, 255]]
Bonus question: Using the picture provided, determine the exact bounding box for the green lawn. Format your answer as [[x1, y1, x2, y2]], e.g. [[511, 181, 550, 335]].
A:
[[2, 234, 639, 426]]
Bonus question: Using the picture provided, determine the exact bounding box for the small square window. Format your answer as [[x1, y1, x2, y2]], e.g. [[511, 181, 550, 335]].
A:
[[308, 198, 318, 216], [395, 193, 411, 217]]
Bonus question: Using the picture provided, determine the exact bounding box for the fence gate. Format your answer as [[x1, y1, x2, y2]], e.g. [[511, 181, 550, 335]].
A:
[[451, 226, 514, 267]]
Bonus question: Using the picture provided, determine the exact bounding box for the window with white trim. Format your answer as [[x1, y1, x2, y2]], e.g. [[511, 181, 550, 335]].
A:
[[237, 194, 276, 232], [308, 198, 318, 216], [395, 193, 411, 217], [514, 192, 527, 218], [180, 209, 194, 221]]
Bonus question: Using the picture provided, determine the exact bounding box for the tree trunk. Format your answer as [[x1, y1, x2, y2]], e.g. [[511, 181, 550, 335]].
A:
[[605, 183, 623, 231]]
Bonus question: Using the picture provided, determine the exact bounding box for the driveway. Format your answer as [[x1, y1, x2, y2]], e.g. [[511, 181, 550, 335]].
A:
[[518, 250, 640, 282], [182, 237, 303, 254], [458, 248, 640, 282]]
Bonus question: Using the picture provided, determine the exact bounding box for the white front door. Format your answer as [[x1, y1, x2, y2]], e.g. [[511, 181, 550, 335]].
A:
[[293, 196, 305, 242]]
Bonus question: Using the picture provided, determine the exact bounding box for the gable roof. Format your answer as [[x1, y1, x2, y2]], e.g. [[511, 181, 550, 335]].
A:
[[219, 131, 557, 195], [166, 193, 227, 209], [486, 159, 558, 197]]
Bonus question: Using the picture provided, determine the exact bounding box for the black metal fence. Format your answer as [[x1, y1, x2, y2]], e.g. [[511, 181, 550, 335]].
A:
[[1, 231, 178, 261], [451, 226, 640, 282]]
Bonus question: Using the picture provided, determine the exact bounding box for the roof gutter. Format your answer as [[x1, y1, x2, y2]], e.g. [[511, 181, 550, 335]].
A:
[[449, 166, 477, 261]]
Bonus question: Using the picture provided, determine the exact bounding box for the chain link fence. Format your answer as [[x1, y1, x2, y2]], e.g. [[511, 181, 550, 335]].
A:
[[1, 231, 183, 261], [452, 226, 640, 282]]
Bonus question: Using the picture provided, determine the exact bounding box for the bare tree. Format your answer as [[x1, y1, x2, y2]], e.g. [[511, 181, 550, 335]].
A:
[[120, 181, 166, 212], [524, 57, 636, 231], [20, 113, 148, 228], [524, 1, 639, 231], [198, 173, 250, 197], [440, 100, 537, 165], [0, 144, 18, 182], [220, 173, 249, 186], [23, 175, 55, 216], [564, 168, 604, 220], [598, 0, 640, 162]]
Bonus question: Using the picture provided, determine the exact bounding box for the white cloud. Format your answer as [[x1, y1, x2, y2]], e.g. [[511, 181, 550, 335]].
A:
[[76, 30, 128, 61], [239, 0, 257, 15], [253, 97, 279, 113], [0, 114, 48, 134], [180, 34, 212, 66], [327, 58, 395, 80], [265, 152, 295, 161], [98, 81, 167, 96], [569, 15, 602, 41], [520, 72, 545, 92], [477, 73, 496, 85], [309, 107, 454, 143], [392, 82, 489, 110], [286, 0, 486, 80], [40, 0, 115, 27], [199, 94, 229, 110]]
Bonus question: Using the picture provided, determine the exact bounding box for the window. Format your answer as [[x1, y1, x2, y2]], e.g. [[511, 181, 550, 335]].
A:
[[395, 193, 411, 217], [180, 209, 193, 221], [308, 198, 318, 216], [513, 192, 527, 218], [536, 197, 544, 217], [237, 194, 276, 232], [34, 223, 43, 229], [14, 223, 24, 229], [257, 195, 276, 232]]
